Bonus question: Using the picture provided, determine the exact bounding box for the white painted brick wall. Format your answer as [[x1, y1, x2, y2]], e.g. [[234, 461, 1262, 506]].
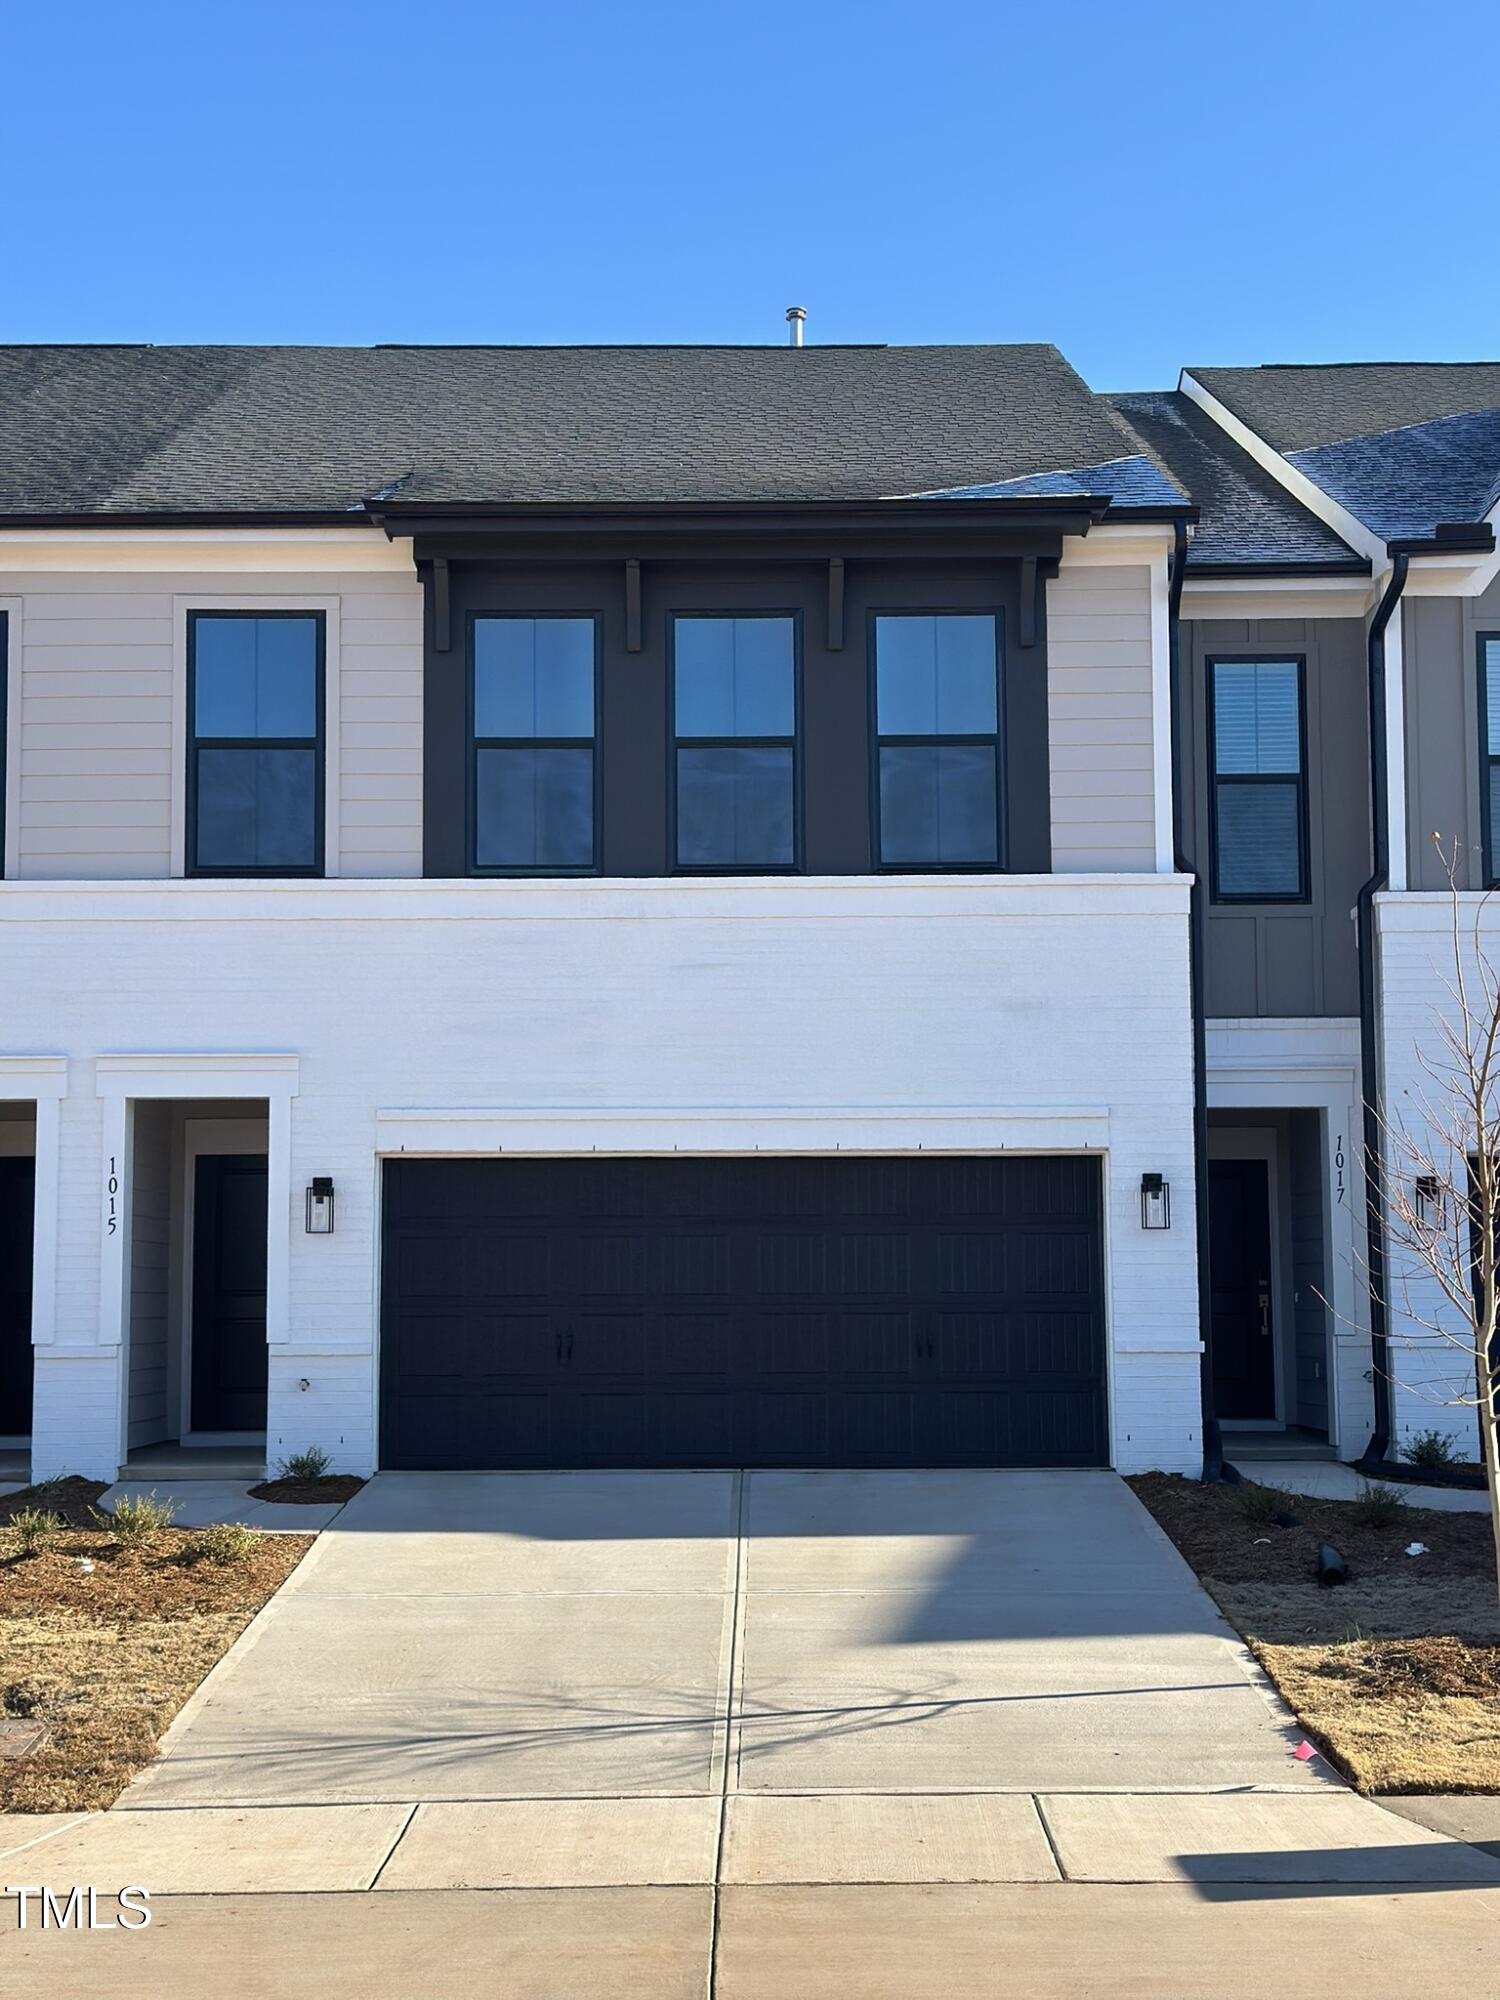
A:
[[1376, 893, 1495, 1459], [7, 875, 1200, 1478]]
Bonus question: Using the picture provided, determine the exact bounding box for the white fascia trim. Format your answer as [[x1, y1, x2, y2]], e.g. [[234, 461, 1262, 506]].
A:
[[1060, 523, 1175, 566], [1, 595, 20, 880], [1, 873, 1193, 925], [95, 1052, 300, 1099], [1385, 595, 1408, 891], [0, 528, 412, 575], [1374, 889, 1500, 934], [0, 1055, 67, 1097], [1178, 373, 1386, 569], [1180, 579, 1373, 621], [376, 1104, 1112, 1156], [1149, 552, 1174, 871]]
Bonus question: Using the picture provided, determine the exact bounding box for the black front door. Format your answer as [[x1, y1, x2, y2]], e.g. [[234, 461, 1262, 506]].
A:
[[191, 1155, 268, 1432], [1209, 1158, 1276, 1420], [0, 1158, 35, 1435], [380, 1155, 1109, 1470]]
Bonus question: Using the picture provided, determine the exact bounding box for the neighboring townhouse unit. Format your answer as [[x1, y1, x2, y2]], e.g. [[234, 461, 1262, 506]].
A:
[[0, 340, 1493, 1485], [1165, 362, 1500, 1467]]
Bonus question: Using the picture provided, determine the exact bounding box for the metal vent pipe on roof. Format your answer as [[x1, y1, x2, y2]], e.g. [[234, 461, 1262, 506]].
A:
[[785, 306, 807, 347]]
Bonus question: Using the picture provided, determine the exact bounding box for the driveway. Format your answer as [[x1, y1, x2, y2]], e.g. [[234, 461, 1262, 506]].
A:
[[124, 1466, 1334, 1819], [15, 1470, 1500, 1997]]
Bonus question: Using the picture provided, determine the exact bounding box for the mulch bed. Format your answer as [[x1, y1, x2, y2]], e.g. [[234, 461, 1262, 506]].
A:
[[0, 1505, 312, 1812], [0, 1478, 109, 1529], [1130, 1472, 1500, 1792], [1130, 1471, 1494, 1584], [248, 1475, 366, 1505]]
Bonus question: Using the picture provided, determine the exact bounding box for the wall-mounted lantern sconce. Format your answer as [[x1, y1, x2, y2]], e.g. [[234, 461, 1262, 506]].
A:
[[1414, 1173, 1443, 1226], [1140, 1172, 1171, 1230], [305, 1176, 336, 1235]]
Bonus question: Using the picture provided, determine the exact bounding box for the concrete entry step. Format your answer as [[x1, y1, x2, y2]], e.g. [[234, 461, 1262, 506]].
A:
[[123, 1443, 266, 1482]]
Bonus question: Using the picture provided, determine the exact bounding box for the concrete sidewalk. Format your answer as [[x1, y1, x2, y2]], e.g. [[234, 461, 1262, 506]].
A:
[[4, 1882, 1500, 1999]]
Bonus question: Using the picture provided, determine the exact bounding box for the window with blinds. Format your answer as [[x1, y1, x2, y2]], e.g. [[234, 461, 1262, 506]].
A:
[[1208, 657, 1307, 902]]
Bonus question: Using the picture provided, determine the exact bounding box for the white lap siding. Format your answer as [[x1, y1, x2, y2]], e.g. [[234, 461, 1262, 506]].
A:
[[11, 876, 1201, 1481], [1047, 562, 1158, 873], [4, 565, 423, 879]]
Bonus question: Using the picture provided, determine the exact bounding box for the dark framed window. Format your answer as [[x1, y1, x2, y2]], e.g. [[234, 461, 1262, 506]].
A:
[[470, 615, 599, 874], [670, 614, 798, 871], [1207, 656, 1308, 902], [187, 611, 324, 876], [1479, 635, 1500, 887], [872, 612, 1003, 869]]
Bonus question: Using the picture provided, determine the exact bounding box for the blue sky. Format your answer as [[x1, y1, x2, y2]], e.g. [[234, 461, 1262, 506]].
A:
[[5, 0, 1496, 389]]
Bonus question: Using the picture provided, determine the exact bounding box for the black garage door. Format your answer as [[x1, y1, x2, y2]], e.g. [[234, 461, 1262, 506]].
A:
[[380, 1156, 1106, 1469]]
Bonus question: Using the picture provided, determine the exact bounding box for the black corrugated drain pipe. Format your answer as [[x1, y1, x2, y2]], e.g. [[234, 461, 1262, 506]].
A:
[[1357, 552, 1409, 1468], [1165, 522, 1220, 1481]]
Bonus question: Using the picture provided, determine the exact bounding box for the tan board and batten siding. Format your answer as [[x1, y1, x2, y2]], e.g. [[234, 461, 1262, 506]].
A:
[[1047, 563, 1157, 871], [8, 570, 424, 879]]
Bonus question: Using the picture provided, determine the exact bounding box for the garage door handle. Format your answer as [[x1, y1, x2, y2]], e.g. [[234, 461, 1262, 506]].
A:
[[556, 1327, 574, 1364]]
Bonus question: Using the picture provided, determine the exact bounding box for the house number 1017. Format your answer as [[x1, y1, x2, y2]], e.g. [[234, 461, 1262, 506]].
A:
[[106, 1157, 119, 1235]]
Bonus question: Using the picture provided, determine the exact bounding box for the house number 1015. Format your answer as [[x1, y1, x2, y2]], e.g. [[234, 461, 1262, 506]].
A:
[[106, 1156, 120, 1235]]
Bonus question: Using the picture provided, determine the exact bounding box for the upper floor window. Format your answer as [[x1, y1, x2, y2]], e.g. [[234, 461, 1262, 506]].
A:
[[471, 616, 598, 873], [671, 615, 797, 870], [1208, 657, 1307, 902], [873, 612, 1002, 868], [1480, 637, 1500, 887], [188, 612, 324, 876]]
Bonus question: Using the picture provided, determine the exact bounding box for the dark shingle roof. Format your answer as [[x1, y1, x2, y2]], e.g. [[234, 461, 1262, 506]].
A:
[[1107, 389, 1363, 570], [0, 342, 1189, 517], [1188, 363, 1500, 540]]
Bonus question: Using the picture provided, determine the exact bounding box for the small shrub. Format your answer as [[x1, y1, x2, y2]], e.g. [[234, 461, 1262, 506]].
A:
[[1351, 1481, 1408, 1528], [182, 1521, 261, 1566], [276, 1447, 332, 1482], [1400, 1428, 1459, 1470], [8, 1507, 61, 1558], [96, 1491, 177, 1546], [1231, 1481, 1289, 1525]]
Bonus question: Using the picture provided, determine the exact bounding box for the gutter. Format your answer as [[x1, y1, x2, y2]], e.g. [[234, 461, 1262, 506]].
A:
[[1356, 552, 1410, 1469], [1166, 521, 1221, 1482]]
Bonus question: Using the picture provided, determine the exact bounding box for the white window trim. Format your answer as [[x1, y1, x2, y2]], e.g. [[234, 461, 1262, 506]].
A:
[[171, 595, 342, 879], [1, 595, 22, 881]]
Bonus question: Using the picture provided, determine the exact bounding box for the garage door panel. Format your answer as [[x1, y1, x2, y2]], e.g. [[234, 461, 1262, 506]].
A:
[[647, 1391, 734, 1461], [380, 1157, 1106, 1469], [745, 1390, 830, 1461], [466, 1232, 549, 1297], [650, 1314, 732, 1377]]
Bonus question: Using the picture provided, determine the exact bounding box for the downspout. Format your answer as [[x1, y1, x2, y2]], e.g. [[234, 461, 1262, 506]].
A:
[[1166, 522, 1220, 1481], [1357, 553, 1410, 1467]]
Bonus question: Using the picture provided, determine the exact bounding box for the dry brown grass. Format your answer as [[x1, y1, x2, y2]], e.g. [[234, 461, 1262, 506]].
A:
[[0, 1490, 311, 1812], [1256, 1636, 1500, 1793], [1130, 1472, 1500, 1794]]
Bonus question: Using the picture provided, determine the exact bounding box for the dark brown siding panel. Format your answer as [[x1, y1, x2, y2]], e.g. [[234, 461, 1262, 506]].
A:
[[420, 549, 1053, 878], [1184, 617, 1368, 1018], [1405, 593, 1484, 891]]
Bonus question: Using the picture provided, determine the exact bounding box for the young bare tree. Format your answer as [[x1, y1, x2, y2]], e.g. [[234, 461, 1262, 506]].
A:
[[1378, 836, 1500, 1600]]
